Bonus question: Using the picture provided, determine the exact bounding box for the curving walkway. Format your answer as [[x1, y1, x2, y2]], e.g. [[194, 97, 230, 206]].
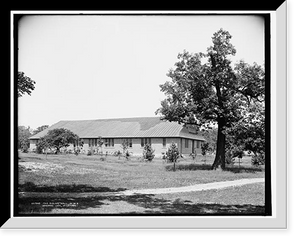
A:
[[19, 178, 264, 198], [117, 178, 264, 196]]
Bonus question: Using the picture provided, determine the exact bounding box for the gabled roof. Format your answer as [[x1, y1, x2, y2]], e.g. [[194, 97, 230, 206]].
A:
[[29, 117, 205, 141]]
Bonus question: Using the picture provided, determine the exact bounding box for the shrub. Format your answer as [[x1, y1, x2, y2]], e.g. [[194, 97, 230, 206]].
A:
[[125, 150, 131, 160], [114, 150, 122, 156], [189, 152, 197, 160], [225, 149, 235, 165], [143, 143, 155, 161], [201, 142, 209, 156], [251, 153, 265, 166]]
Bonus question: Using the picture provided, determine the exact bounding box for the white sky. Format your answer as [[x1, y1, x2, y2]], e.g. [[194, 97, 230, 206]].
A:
[[17, 14, 265, 130]]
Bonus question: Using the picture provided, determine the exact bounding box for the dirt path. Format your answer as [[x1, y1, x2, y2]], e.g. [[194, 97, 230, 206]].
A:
[[20, 178, 264, 198], [118, 178, 264, 195], [19, 178, 265, 214]]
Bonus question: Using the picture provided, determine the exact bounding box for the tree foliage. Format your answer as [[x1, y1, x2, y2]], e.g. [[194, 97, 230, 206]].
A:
[[156, 29, 265, 169], [18, 126, 32, 152], [166, 142, 180, 171], [143, 143, 155, 161], [120, 139, 129, 154], [224, 99, 265, 164], [201, 142, 210, 157], [18, 72, 36, 97], [32, 125, 49, 135], [200, 127, 217, 153], [37, 128, 78, 154]]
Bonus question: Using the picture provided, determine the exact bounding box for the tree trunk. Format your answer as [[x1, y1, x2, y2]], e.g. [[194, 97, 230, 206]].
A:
[[211, 119, 226, 170]]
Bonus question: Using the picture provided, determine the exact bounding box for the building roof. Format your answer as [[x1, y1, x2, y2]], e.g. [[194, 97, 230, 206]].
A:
[[29, 117, 205, 141]]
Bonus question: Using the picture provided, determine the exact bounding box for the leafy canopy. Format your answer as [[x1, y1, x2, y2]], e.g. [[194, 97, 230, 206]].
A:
[[166, 142, 180, 163], [156, 29, 264, 127], [38, 128, 79, 153], [18, 126, 32, 152], [156, 29, 265, 159], [18, 72, 36, 97]]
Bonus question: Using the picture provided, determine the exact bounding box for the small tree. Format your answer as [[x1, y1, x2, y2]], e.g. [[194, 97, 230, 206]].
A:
[[189, 152, 197, 161], [120, 139, 129, 155], [97, 137, 104, 155], [201, 142, 210, 163], [125, 150, 131, 160], [143, 143, 155, 162], [166, 142, 180, 171]]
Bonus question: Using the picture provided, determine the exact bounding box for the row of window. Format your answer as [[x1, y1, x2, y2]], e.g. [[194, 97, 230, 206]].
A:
[[86, 138, 163, 148], [87, 138, 115, 147], [85, 138, 200, 148], [184, 139, 201, 149]]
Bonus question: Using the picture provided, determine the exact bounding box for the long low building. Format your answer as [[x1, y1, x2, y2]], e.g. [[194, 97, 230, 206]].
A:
[[29, 117, 205, 156]]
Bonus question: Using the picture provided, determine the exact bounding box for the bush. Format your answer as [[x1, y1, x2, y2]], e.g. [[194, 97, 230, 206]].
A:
[[143, 143, 155, 161], [225, 150, 235, 165], [189, 152, 197, 160], [125, 150, 131, 160], [113, 150, 122, 156], [251, 153, 265, 166]]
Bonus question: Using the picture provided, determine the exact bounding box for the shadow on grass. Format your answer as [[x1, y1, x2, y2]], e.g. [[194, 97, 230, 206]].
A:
[[18, 183, 265, 215], [19, 182, 127, 193], [120, 194, 265, 215], [165, 163, 263, 173]]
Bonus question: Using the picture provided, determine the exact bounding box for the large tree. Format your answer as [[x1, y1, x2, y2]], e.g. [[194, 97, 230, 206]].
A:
[[37, 128, 79, 154], [156, 29, 265, 169]]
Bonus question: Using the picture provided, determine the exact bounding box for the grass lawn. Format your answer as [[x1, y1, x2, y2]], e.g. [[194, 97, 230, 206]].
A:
[[18, 152, 266, 215]]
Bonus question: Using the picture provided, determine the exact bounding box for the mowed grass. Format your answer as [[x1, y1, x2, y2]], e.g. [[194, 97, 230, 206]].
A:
[[18, 152, 264, 191], [18, 152, 266, 215]]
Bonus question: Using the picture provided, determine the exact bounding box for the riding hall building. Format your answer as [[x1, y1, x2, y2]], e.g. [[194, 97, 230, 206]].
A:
[[29, 117, 205, 156]]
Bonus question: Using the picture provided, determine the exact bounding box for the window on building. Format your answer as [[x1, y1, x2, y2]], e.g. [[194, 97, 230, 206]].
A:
[[163, 138, 166, 147], [197, 141, 200, 149], [89, 138, 98, 147], [185, 139, 189, 148], [141, 138, 151, 147], [105, 138, 114, 147]]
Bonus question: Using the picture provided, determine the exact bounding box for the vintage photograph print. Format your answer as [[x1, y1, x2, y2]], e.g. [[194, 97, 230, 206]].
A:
[[16, 14, 270, 216]]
